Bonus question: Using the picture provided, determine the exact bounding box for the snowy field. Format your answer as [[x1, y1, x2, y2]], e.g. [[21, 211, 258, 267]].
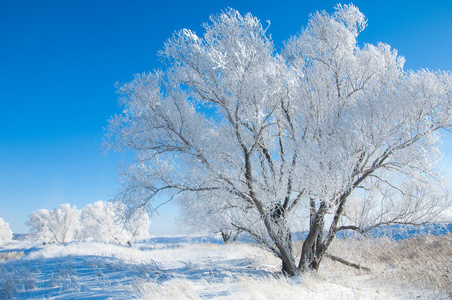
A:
[[1, 235, 451, 299]]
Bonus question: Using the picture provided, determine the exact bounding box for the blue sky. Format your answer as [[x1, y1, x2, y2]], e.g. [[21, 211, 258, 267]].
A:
[[1, 0, 451, 235]]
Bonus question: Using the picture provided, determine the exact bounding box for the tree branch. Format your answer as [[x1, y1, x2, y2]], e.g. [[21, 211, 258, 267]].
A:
[[324, 253, 371, 272]]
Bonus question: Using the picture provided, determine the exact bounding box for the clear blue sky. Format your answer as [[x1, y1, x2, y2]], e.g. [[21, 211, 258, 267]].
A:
[[1, 0, 451, 235]]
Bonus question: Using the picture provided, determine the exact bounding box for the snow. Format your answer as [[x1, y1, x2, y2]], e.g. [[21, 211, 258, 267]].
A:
[[1, 236, 449, 299]]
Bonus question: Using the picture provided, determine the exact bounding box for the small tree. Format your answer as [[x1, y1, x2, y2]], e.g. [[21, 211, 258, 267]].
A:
[[178, 193, 242, 243], [105, 5, 452, 275], [0, 217, 13, 245], [27, 204, 81, 244]]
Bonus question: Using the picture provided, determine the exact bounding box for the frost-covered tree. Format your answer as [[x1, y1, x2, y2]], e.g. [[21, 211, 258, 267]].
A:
[[81, 201, 122, 243], [81, 200, 150, 245], [0, 217, 13, 244], [122, 205, 151, 243], [26, 204, 81, 243], [26, 201, 150, 245], [105, 5, 452, 275], [178, 193, 243, 243]]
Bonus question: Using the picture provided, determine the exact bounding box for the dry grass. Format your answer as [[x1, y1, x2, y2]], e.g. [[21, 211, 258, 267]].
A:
[[133, 278, 201, 300], [326, 234, 452, 293], [0, 251, 24, 262], [2, 236, 451, 299], [132, 235, 452, 299]]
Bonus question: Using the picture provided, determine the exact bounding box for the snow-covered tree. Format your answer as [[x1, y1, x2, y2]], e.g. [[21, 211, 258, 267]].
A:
[[26, 204, 81, 243], [123, 205, 151, 243], [0, 217, 13, 244], [80, 201, 122, 243], [105, 5, 452, 275], [81, 200, 150, 245], [26, 201, 150, 245], [178, 193, 243, 243]]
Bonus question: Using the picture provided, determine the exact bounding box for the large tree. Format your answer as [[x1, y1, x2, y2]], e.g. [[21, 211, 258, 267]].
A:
[[105, 4, 452, 275]]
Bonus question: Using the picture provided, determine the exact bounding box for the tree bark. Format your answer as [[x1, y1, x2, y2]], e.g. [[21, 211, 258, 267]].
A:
[[278, 241, 297, 276], [299, 203, 327, 270]]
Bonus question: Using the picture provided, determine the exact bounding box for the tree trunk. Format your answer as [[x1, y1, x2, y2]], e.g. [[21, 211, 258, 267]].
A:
[[231, 230, 241, 243], [221, 232, 231, 244], [268, 204, 299, 276], [282, 257, 297, 276], [278, 244, 297, 276], [299, 207, 326, 271]]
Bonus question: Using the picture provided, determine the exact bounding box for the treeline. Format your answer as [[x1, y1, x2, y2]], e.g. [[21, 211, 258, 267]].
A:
[[26, 201, 150, 245]]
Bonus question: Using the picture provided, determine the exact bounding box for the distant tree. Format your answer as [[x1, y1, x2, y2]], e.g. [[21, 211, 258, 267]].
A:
[[178, 193, 242, 243], [0, 217, 13, 245], [105, 5, 452, 275], [26, 201, 150, 246], [27, 204, 81, 244], [80, 201, 122, 243], [122, 205, 151, 244], [80, 200, 150, 245], [26, 209, 51, 243]]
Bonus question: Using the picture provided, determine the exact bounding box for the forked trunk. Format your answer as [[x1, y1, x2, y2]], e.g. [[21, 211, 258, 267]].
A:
[[268, 205, 299, 276], [298, 209, 326, 271], [280, 238, 324, 275]]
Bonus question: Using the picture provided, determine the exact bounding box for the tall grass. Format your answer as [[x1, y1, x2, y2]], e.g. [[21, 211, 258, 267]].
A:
[[133, 278, 202, 300], [0, 262, 35, 298], [325, 234, 452, 292], [0, 251, 24, 262]]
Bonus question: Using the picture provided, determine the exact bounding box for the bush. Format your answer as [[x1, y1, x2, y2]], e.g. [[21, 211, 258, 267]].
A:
[[0, 218, 13, 245]]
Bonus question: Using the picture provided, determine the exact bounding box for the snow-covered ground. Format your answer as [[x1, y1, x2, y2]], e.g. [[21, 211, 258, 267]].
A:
[[1, 235, 450, 299]]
